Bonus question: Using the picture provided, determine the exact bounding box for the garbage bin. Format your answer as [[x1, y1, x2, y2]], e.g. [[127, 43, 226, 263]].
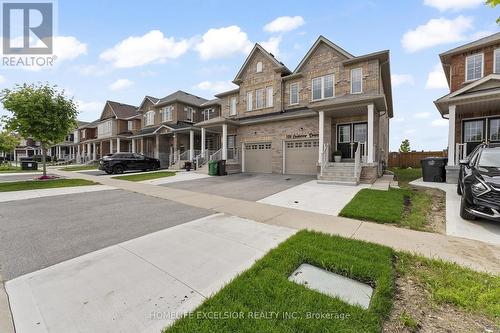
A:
[[217, 159, 227, 176], [421, 157, 448, 182], [208, 160, 218, 176], [21, 160, 38, 170]]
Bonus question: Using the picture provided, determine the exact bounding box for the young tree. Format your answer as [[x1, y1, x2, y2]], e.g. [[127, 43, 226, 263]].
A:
[[1, 83, 78, 177], [0, 131, 19, 162], [400, 139, 410, 153]]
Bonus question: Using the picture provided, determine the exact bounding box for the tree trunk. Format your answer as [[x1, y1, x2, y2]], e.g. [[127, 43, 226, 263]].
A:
[[42, 145, 47, 177]]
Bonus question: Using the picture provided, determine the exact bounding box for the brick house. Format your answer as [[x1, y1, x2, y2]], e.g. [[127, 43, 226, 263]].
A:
[[196, 35, 393, 183], [434, 32, 500, 183]]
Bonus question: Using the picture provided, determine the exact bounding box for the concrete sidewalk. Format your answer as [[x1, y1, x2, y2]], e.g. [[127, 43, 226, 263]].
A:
[[0, 184, 116, 202], [53, 169, 500, 274]]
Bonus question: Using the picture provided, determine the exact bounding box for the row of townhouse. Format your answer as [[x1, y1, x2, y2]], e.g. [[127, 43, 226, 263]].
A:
[[67, 35, 393, 184]]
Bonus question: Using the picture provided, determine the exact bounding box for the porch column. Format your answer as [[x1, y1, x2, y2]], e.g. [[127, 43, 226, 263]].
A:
[[222, 124, 227, 160], [448, 104, 456, 166], [141, 138, 144, 154], [189, 130, 194, 160], [92, 142, 96, 160], [77, 145, 81, 159], [117, 138, 121, 153], [318, 111, 324, 163], [110, 139, 114, 154], [155, 134, 160, 159], [367, 103, 374, 164], [132, 139, 136, 153], [201, 128, 206, 155], [86, 143, 91, 159]]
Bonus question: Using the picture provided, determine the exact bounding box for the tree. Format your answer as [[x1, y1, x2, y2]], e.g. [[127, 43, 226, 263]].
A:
[[0, 131, 19, 162], [400, 139, 410, 153], [1, 83, 78, 177], [485, 0, 500, 25]]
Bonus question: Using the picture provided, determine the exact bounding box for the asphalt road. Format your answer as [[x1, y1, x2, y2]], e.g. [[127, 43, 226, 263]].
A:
[[0, 189, 211, 280], [163, 173, 314, 201]]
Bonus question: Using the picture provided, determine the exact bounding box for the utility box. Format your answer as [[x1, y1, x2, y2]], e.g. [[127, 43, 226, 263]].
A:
[[421, 157, 448, 182], [21, 160, 38, 170]]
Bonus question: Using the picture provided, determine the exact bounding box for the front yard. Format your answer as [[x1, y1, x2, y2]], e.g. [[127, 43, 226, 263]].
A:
[[0, 164, 34, 173], [0, 178, 97, 192]]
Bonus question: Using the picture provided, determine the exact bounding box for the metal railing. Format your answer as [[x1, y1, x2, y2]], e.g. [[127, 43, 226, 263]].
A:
[[195, 150, 215, 169], [455, 143, 467, 164], [179, 150, 190, 161], [210, 149, 222, 161], [354, 143, 362, 182], [227, 147, 239, 161], [320, 143, 329, 177]]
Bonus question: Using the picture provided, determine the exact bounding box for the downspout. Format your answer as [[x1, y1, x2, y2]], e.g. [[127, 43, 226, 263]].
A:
[[280, 76, 285, 113]]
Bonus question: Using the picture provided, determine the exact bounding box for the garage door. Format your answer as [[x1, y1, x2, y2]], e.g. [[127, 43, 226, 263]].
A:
[[285, 140, 319, 175], [244, 142, 272, 173]]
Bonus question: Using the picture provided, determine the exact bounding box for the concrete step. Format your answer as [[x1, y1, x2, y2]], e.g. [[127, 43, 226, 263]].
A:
[[321, 172, 357, 177], [317, 177, 359, 186], [325, 162, 355, 167]]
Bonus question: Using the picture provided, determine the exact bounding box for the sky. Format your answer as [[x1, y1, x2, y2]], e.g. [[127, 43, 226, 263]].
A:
[[0, 0, 499, 151]]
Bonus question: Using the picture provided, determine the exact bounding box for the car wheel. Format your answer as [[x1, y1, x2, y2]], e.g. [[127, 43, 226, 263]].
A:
[[457, 183, 462, 195], [459, 195, 476, 220], [113, 165, 124, 174]]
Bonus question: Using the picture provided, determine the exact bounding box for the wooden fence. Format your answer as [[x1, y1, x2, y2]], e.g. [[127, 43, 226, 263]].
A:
[[388, 151, 447, 168]]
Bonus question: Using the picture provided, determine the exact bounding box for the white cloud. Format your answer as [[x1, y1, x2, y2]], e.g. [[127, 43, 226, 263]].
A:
[[100, 30, 190, 68], [392, 117, 405, 123], [194, 81, 237, 93], [109, 79, 133, 91], [263, 16, 305, 33], [76, 100, 102, 114], [426, 63, 449, 89], [391, 74, 415, 87], [260, 36, 281, 56], [431, 118, 449, 127], [424, 0, 483, 11], [52, 36, 87, 61], [196, 26, 253, 60], [401, 16, 473, 52], [414, 112, 432, 119]]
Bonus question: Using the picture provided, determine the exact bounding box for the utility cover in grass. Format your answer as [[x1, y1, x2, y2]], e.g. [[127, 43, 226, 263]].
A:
[[289, 263, 373, 309]]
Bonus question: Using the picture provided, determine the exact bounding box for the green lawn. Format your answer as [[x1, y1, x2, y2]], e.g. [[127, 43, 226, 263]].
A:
[[0, 164, 34, 173], [165, 231, 395, 333], [339, 188, 431, 230], [0, 178, 97, 192], [59, 165, 98, 171], [112, 171, 176, 182], [388, 167, 422, 187]]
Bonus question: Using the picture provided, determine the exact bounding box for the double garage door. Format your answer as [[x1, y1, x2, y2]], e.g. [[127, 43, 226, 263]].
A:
[[244, 140, 319, 175]]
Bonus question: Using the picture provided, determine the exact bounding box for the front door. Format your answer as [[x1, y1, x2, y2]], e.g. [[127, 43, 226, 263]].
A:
[[353, 123, 368, 157], [337, 124, 352, 158], [463, 119, 485, 155]]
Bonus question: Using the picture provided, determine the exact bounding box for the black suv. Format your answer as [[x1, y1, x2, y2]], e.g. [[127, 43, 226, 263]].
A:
[[99, 153, 160, 174], [457, 143, 500, 222]]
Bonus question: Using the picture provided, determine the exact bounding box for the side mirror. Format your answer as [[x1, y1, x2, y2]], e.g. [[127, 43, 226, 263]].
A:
[[459, 159, 469, 166]]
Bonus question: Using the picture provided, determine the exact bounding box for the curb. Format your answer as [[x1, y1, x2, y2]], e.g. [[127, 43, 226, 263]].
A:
[[0, 275, 15, 333]]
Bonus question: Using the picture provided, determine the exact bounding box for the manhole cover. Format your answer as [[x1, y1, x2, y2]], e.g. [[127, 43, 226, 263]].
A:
[[289, 263, 373, 309]]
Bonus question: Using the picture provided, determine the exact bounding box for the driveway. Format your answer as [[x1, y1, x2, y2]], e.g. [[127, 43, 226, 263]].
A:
[[6, 214, 295, 333], [163, 173, 314, 201], [410, 179, 500, 245], [0, 189, 210, 280]]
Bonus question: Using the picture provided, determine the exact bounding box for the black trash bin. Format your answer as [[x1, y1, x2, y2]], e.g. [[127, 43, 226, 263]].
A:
[[421, 157, 448, 182], [217, 160, 227, 176], [21, 160, 38, 170]]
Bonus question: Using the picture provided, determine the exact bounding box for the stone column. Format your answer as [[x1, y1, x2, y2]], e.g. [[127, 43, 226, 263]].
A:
[[132, 139, 136, 153], [117, 138, 121, 153], [448, 105, 456, 166], [92, 142, 96, 160], [201, 128, 206, 156], [86, 143, 91, 160], [155, 135, 160, 159], [110, 139, 114, 154], [189, 130, 194, 160], [318, 111, 324, 163], [367, 103, 374, 164], [222, 124, 227, 160], [141, 138, 144, 155]]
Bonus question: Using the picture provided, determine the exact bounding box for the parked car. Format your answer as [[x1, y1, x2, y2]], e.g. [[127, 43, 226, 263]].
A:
[[457, 143, 500, 222], [98, 152, 160, 174]]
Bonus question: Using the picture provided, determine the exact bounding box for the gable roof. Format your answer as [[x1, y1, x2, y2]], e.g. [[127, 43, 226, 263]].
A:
[[138, 95, 159, 111], [233, 43, 291, 84], [104, 101, 139, 119], [294, 35, 354, 73], [156, 90, 208, 107]]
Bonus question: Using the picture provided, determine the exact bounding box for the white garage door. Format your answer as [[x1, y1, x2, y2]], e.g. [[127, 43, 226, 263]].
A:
[[244, 142, 272, 173], [285, 140, 319, 175]]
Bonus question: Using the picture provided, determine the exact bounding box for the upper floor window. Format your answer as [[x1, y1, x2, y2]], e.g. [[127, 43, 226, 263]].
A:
[[256, 61, 263, 73], [290, 82, 299, 105], [465, 53, 483, 81], [81, 129, 86, 139], [161, 106, 173, 122], [230, 97, 237, 115], [266, 86, 273, 108], [494, 49, 500, 74], [246, 92, 253, 111], [127, 120, 134, 131], [98, 120, 112, 137], [312, 74, 334, 101], [256, 88, 265, 109], [145, 111, 155, 126], [203, 108, 215, 121], [351, 68, 363, 94], [184, 107, 194, 122]]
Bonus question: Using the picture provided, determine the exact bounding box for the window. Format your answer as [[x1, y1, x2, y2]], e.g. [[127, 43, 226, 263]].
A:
[[351, 68, 362, 94], [161, 106, 173, 122], [353, 123, 367, 142], [227, 135, 235, 148], [290, 82, 299, 105], [490, 118, 500, 141], [185, 107, 194, 122], [230, 97, 237, 115], [495, 49, 500, 74], [98, 120, 112, 137], [464, 120, 484, 142], [338, 125, 351, 143], [246, 91, 253, 111], [266, 86, 273, 107], [466, 53, 483, 81], [144, 111, 155, 126], [312, 74, 335, 101], [203, 108, 215, 121], [256, 88, 264, 109], [256, 61, 263, 73], [127, 121, 134, 131], [81, 129, 86, 139]]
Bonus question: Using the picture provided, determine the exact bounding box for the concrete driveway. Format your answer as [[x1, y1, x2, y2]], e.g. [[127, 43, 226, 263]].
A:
[[162, 172, 314, 201], [411, 179, 500, 245], [0, 190, 210, 280]]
